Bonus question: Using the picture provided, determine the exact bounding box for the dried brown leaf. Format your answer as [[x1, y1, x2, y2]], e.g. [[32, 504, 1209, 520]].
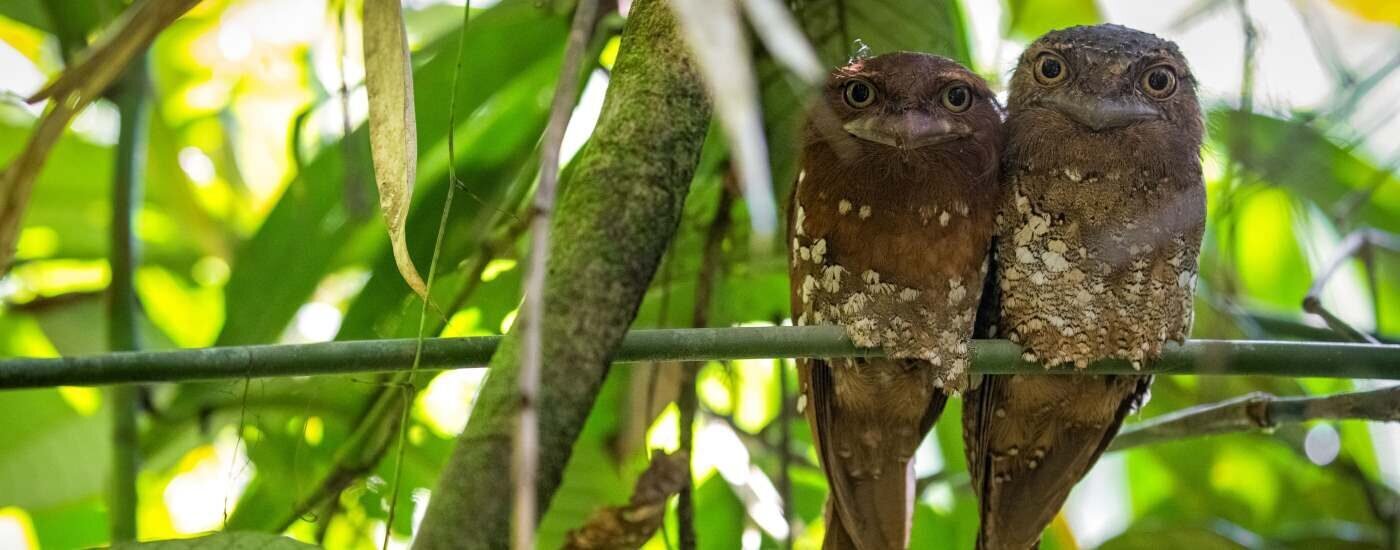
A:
[[363, 0, 431, 302], [562, 451, 690, 550]]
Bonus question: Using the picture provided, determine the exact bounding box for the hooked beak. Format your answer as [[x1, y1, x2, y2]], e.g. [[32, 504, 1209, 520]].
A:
[[1041, 95, 1161, 132], [843, 111, 969, 150]]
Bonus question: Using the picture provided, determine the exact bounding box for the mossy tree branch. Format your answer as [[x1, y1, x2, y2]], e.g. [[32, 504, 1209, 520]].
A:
[[412, 1, 711, 547]]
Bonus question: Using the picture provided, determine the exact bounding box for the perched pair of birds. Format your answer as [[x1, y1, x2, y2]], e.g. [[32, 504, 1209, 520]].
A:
[[788, 24, 1205, 549]]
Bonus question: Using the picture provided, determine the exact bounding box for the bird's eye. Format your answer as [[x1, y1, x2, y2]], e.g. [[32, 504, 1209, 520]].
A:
[[941, 84, 972, 113], [843, 79, 876, 108], [1034, 53, 1068, 86], [1141, 65, 1178, 98]]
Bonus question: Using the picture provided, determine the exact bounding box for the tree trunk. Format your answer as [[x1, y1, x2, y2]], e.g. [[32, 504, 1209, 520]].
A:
[[412, 1, 710, 547]]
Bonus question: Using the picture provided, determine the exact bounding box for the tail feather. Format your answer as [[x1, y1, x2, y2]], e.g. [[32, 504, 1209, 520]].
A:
[[804, 358, 946, 550], [964, 374, 1147, 550], [824, 458, 917, 550]]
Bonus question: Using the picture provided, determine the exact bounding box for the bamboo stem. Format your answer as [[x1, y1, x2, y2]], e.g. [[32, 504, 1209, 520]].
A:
[[2, 328, 1397, 390]]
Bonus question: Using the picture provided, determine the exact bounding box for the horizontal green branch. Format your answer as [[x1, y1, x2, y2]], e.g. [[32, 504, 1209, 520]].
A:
[[1109, 385, 1400, 452], [0, 326, 1397, 389]]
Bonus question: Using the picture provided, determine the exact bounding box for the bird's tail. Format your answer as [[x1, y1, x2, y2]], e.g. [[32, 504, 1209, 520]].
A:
[[823, 458, 916, 550]]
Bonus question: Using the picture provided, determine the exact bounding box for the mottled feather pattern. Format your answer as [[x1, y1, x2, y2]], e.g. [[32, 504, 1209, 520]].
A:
[[998, 166, 1203, 368], [965, 24, 1206, 550], [790, 52, 1002, 550]]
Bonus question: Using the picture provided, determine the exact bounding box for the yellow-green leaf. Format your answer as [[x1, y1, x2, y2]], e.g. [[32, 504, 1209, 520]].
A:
[[363, 0, 430, 302]]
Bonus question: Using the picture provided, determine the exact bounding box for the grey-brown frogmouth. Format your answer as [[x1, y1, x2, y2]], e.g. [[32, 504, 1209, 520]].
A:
[[963, 24, 1206, 550]]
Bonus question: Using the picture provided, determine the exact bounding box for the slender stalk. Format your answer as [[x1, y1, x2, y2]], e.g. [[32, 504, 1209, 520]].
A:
[[678, 186, 734, 550], [3, 329, 1398, 389], [517, 2, 599, 548], [108, 53, 150, 543], [1303, 229, 1400, 344], [382, 0, 473, 546], [776, 358, 793, 550]]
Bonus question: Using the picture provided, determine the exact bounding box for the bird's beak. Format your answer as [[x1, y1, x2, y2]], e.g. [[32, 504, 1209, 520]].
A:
[[843, 111, 969, 150], [1042, 95, 1160, 132]]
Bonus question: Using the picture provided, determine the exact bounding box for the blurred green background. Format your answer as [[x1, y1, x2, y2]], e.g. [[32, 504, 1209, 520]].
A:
[[0, 0, 1397, 548]]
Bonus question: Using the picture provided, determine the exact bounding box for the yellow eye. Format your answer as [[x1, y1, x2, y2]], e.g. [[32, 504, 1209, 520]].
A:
[[1033, 52, 1068, 86], [1141, 65, 1178, 98], [941, 84, 972, 113], [843, 78, 876, 108]]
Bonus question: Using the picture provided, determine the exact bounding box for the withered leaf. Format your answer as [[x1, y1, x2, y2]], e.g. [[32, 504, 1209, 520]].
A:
[[363, 0, 431, 302]]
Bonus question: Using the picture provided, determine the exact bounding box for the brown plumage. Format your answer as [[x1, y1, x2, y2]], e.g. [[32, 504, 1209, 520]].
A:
[[963, 25, 1206, 550], [789, 52, 1002, 550]]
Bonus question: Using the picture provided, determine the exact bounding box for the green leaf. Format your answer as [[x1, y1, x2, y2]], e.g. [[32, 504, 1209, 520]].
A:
[[1004, 0, 1102, 41], [38, 0, 123, 57], [694, 473, 745, 550], [336, 53, 557, 341], [0, 389, 109, 510], [909, 498, 979, 549], [29, 496, 107, 550], [792, 0, 971, 66], [1099, 527, 1247, 550], [0, 1, 51, 32], [216, 0, 567, 346], [111, 532, 320, 549], [1210, 109, 1400, 234]]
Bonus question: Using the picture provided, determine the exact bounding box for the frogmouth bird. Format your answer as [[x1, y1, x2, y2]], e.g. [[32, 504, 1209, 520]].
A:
[[963, 24, 1206, 549], [789, 52, 1002, 549]]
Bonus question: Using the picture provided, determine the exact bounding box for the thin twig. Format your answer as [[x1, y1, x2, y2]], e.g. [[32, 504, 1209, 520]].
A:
[[678, 185, 735, 550], [517, 2, 600, 548], [382, 1, 473, 546], [1108, 385, 1400, 452], [1303, 229, 1400, 344], [252, 71, 538, 538], [776, 358, 793, 550]]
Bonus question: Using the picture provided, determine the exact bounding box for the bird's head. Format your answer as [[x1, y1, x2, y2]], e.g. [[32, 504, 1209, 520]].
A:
[[1006, 24, 1203, 153], [807, 52, 1002, 167]]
